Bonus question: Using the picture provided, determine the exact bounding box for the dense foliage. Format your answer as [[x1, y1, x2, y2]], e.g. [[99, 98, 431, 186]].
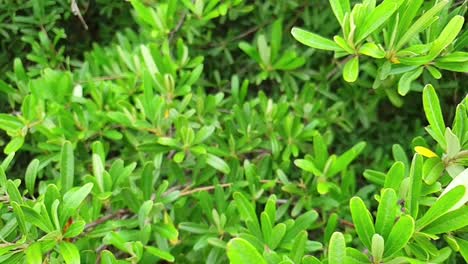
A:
[[0, 0, 467, 263]]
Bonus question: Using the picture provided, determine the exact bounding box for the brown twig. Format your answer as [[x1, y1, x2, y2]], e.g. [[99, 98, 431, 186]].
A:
[[339, 219, 355, 228], [180, 183, 233, 196], [83, 209, 130, 232]]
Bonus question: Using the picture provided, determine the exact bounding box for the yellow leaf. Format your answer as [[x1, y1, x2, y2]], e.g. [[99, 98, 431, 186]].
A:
[[414, 146, 438, 158]]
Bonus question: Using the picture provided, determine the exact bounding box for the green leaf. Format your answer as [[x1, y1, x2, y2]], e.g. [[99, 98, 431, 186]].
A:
[[398, 67, 423, 96], [227, 238, 267, 264], [283, 210, 318, 242], [100, 250, 117, 264], [445, 128, 460, 159], [5, 137, 24, 154], [371, 234, 384, 264], [290, 231, 308, 263], [60, 183, 94, 226], [395, 0, 449, 50], [407, 154, 423, 218], [328, 232, 346, 263], [270, 19, 282, 62], [417, 185, 465, 230], [145, 246, 175, 262], [422, 158, 444, 185], [294, 159, 321, 176], [205, 154, 230, 174], [25, 159, 40, 197], [426, 66, 442, 79], [384, 215, 414, 257], [25, 243, 42, 264], [21, 205, 53, 232], [428, 15, 464, 59], [11, 202, 27, 235], [375, 188, 398, 239], [424, 206, 468, 234], [355, 0, 400, 43], [64, 220, 86, 238], [457, 238, 468, 262], [6, 180, 23, 204], [359, 43, 385, 58], [329, 141, 365, 176], [270, 223, 286, 249], [333, 35, 355, 54], [0, 166, 6, 188], [438, 168, 468, 212], [384, 161, 405, 192], [350, 196, 375, 249], [233, 192, 261, 236], [423, 84, 446, 149], [60, 141, 74, 193], [329, 0, 350, 26], [257, 34, 271, 66], [342, 56, 359, 82], [59, 242, 80, 264], [291, 27, 342, 51]]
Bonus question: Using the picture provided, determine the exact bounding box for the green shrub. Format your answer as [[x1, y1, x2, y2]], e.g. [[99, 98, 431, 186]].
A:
[[292, 0, 467, 99], [0, 0, 466, 263]]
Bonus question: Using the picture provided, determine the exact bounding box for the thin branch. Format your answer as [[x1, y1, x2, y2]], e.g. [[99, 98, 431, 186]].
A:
[[180, 183, 233, 196], [83, 209, 130, 232], [71, 0, 89, 30]]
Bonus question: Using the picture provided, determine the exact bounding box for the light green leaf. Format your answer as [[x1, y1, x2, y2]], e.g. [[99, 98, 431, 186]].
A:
[[205, 154, 230, 174], [227, 238, 267, 264], [384, 161, 405, 192], [375, 188, 397, 239], [290, 231, 308, 263], [428, 15, 464, 59], [355, 1, 399, 43], [60, 141, 74, 193], [283, 210, 318, 242], [145, 246, 175, 262], [371, 234, 384, 263], [329, 0, 350, 26], [270, 19, 282, 62], [5, 137, 24, 154], [233, 192, 261, 236], [423, 84, 446, 148], [6, 180, 22, 204], [407, 154, 423, 218], [64, 220, 86, 238], [439, 168, 468, 212], [445, 128, 460, 159], [350, 196, 375, 249], [329, 141, 365, 176], [60, 183, 94, 226], [395, 0, 449, 50], [343, 56, 359, 82], [11, 202, 26, 235], [417, 185, 465, 230], [270, 223, 286, 250], [359, 42, 385, 58], [257, 34, 271, 66], [291, 27, 342, 51], [329, 232, 346, 263], [25, 159, 40, 197], [384, 215, 414, 257], [21, 205, 53, 232], [398, 67, 423, 96], [25, 243, 42, 264], [294, 159, 321, 176], [422, 158, 444, 185], [100, 250, 117, 264], [424, 206, 468, 234], [59, 242, 80, 264]]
